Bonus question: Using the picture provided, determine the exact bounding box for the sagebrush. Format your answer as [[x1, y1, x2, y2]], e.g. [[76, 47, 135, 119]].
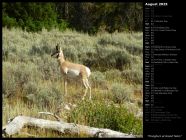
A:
[[3, 28, 143, 137]]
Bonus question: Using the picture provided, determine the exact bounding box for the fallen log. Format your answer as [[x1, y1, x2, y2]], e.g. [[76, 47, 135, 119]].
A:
[[3, 115, 136, 138]]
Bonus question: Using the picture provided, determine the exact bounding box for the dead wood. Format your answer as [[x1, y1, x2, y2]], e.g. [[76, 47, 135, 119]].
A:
[[3, 115, 136, 138]]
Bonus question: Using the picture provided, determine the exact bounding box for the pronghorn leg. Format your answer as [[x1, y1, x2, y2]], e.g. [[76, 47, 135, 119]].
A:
[[85, 79, 91, 100], [64, 77, 67, 95], [82, 79, 88, 100]]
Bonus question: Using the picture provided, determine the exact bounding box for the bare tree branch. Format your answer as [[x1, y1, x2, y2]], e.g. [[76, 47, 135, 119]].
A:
[[38, 112, 62, 122]]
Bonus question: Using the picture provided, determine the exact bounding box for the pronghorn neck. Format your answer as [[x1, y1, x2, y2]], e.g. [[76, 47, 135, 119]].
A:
[[58, 56, 65, 64]]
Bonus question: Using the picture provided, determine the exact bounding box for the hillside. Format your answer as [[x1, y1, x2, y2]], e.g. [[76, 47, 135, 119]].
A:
[[2, 27, 143, 137]]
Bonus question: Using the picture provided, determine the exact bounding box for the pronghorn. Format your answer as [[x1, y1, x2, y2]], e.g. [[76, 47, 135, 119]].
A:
[[51, 44, 91, 100]]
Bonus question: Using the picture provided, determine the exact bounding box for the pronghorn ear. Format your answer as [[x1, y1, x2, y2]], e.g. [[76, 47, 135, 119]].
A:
[[56, 44, 59, 51]]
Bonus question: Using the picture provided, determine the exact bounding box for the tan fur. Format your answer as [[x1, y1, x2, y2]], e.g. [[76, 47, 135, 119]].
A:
[[52, 46, 91, 100], [59, 61, 90, 78]]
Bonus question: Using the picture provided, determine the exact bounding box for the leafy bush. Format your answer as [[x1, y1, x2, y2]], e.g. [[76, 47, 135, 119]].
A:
[[35, 84, 62, 107], [29, 44, 52, 56], [122, 63, 143, 84], [24, 81, 38, 95], [105, 69, 121, 80], [3, 15, 18, 28], [3, 61, 42, 97], [58, 19, 69, 31], [23, 81, 62, 107], [63, 47, 79, 63], [2, 49, 9, 61], [97, 32, 143, 56], [3, 62, 17, 97], [94, 45, 132, 70], [36, 55, 62, 81], [68, 101, 142, 135], [105, 69, 122, 83], [90, 71, 106, 88], [111, 83, 133, 103], [106, 50, 131, 70]]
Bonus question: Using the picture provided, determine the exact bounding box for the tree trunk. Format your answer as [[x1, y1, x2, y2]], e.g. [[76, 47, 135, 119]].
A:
[[3, 115, 136, 138]]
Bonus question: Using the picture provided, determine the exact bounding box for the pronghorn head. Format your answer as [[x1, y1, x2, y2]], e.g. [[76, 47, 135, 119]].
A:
[[51, 44, 64, 60]]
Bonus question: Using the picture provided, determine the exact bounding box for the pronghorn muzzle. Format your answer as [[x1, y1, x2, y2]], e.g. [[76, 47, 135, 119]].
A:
[[51, 51, 57, 57]]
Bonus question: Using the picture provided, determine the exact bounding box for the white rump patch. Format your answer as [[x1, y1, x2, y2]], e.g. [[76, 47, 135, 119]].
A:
[[67, 69, 80, 78], [85, 67, 91, 77]]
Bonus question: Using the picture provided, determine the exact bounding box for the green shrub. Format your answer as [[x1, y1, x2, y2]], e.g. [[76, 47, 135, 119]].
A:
[[5, 53, 18, 63], [36, 55, 62, 81], [90, 71, 106, 88], [24, 81, 38, 95], [3, 15, 18, 28], [2, 49, 9, 61], [3, 62, 17, 97], [105, 69, 121, 81], [3, 61, 42, 97], [106, 50, 131, 70], [35, 84, 62, 107], [63, 47, 79, 63], [24, 82, 62, 108], [29, 45, 51, 56], [111, 83, 133, 103], [95, 45, 132, 70], [122, 63, 143, 84], [68, 101, 142, 135], [58, 19, 69, 31]]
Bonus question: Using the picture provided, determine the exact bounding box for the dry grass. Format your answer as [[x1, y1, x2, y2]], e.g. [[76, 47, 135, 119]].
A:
[[3, 27, 143, 137]]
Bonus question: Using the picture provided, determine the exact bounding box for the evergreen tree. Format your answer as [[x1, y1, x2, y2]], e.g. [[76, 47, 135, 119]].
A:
[[2, 2, 143, 33]]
